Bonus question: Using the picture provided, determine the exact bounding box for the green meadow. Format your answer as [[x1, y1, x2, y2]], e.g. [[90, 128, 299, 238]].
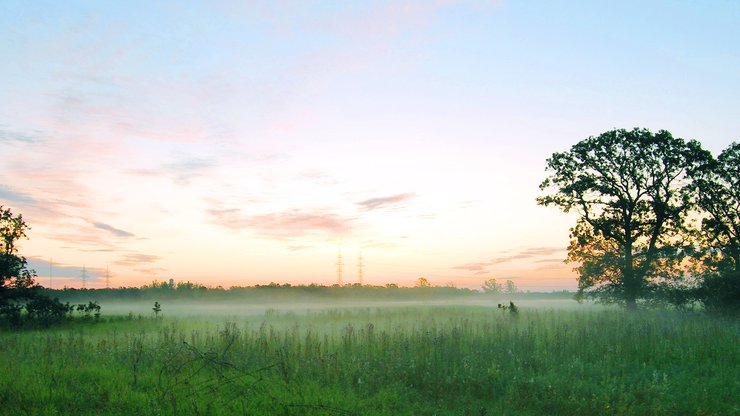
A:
[[1, 303, 738, 415]]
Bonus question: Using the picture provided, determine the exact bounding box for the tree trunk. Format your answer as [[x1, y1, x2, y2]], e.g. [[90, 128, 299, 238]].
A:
[[623, 236, 638, 310]]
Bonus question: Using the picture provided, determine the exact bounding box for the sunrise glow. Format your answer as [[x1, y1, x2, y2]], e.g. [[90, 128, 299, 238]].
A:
[[1, 1, 738, 290]]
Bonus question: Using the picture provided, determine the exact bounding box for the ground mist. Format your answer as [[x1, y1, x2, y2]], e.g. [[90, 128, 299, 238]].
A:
[[1, 304, 738, 415]]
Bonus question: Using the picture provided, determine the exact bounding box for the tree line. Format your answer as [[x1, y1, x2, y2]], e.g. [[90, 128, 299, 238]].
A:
[[539, 128, 739, 313], [39, 279, 550, 303], [39, 281, 483, 302]]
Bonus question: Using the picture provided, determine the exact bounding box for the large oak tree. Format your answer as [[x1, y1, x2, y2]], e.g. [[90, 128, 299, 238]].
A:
[[694, 142, 740, 313], [538, 128, 710, 308]]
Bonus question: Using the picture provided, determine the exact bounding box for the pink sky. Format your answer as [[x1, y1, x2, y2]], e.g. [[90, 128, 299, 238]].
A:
[[1, 1, 738, 290]]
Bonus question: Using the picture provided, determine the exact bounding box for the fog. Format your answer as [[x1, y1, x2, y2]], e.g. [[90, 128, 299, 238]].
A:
[[89, 297, 599, 319]]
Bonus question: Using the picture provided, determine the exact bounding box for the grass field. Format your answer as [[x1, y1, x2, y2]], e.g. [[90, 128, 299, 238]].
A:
[[1, 303, 738, 415]]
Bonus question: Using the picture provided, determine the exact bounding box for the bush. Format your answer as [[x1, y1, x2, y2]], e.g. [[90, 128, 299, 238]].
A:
[[698, 270, 740, 316], [26, 296, 73, 325]]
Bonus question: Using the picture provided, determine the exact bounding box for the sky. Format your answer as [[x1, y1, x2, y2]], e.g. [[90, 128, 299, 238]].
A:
[[1, 0, 738, 290]]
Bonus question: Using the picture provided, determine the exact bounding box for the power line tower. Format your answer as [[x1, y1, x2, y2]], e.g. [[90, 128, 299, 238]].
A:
[[49, 257, 53, 289], [105, 265, 111, 289], [357, 251, 364, 285], [336, 249, 344, 286], [81, 265, 88, 289]]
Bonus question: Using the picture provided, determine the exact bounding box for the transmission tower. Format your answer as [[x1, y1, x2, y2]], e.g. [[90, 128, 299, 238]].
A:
[[336, 249, 344, 286], [357, 251, 364, 285], [81, 265, 88, 289], [49, 257, 53, 289], [105, 265, 111, 289]]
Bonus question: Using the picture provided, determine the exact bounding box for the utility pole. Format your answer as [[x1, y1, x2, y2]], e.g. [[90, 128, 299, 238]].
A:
[[357, 251, 364, 285], [336, 249, 343, 286]]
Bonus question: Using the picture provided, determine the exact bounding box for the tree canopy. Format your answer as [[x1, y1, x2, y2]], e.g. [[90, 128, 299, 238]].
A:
[[0, 205, 35, 294], [482, 278, 502, 294], [693, 142, 740, 313], [695, 142, 740, 272], [538, 128, 711, 308], [0, 206, 76, 326]]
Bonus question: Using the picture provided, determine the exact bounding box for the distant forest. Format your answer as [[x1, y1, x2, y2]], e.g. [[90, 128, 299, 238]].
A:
[[37, 281, 573, 303]]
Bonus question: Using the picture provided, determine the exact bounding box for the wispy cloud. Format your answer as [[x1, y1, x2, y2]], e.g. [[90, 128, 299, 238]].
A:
[[358, 193, 416, 211], [0, 185, 37, 206], [248, 210, 353, 239], [163, 157, 214, 184], [37, 218, 134, 251], [46, 231, 118, 249], [133, 267, 169, 275], [26, 257, 104, 280], [452, 262, 490, 272], [0, 126, 42, 144], [208, 206, 354, 239], [90, 221, 134, 238], [453, 246, 567, 276], [128, 156, 215, 185], [490, 247, 565, 265], [113, 253, 161, 267]]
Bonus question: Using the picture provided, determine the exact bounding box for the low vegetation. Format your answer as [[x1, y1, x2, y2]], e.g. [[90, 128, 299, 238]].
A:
[[1, 305, 737, 415]]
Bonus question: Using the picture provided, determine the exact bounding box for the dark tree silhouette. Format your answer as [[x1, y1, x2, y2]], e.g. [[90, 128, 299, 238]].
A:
[[1, 206, 74, 325], [694, 142, 740, 313], [538, 128, 710, 309], [0, 205, 37, 323], [1, 206, 30, 282]]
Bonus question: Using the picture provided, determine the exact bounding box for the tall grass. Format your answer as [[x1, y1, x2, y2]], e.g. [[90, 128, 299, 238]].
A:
[[1, 306, 738, 415]]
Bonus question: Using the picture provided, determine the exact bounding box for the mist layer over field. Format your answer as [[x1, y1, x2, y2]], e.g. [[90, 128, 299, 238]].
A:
[[2, 301, 737, 415], [95, 297, 590, 318], [41, 285, 588, 317]]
